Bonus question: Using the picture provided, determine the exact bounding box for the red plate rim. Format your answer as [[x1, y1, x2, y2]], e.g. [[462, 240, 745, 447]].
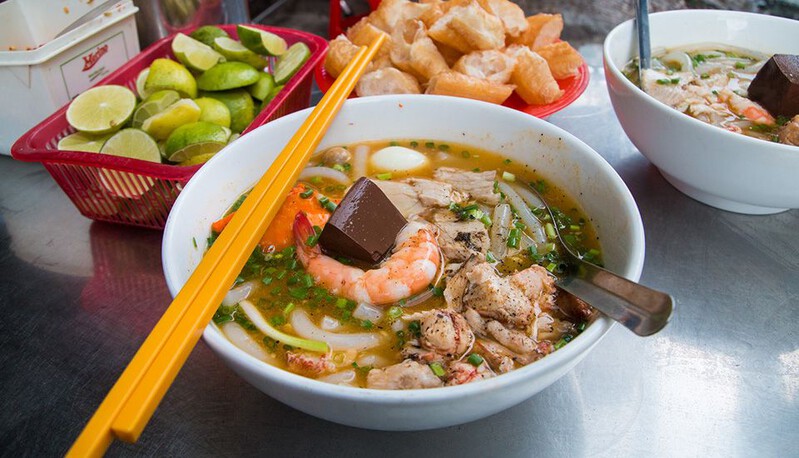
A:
[[313, 56, 590, 119]]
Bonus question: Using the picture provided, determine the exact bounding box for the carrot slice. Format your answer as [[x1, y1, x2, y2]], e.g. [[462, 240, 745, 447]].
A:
[[211, 185, 333, 252]]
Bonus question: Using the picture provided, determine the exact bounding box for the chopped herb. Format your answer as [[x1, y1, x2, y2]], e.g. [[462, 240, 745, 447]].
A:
[[288, 287, 309, 299], [479, 213, 492, 227], [735, 61, 747, 69], [712, 89, 719, 96], [389, 141, 399, 146], [493, 180, 499, 194], [332, 164, 346, 172], [503, 158, 512, 164], [655, 78, 671, 85], [700, 73, 710, 79], [438, 144, 450, 151], [545, 223, 557, 240], [305, 234, 319, 247], [531, 180, 548, 193], [461, 150, 471, 158], [352, 361, 373, 374], [727, 72, 736, 79], [261, 276, 273, 285], [410, 141, 419, 147], [546, 262, 558, 273], [276, 270, 287, 280], [192, 237, 197, 248], [507, 228, 521, 248], [486, 251, 497, 263], [299, 187, 314, 198], [361, 320, 374, 329], [318, 195, 337, 212], [467, 353, 484, 366], [577, 322, 587, 332], [472, 167, 481, 172], [270, 315, 287, 327], [310, 176, 323, 184], [429, 362, 446, 377], [554, 334, 573, 349], [408, 320, 422, 338], [425, 141, 435, 148], [376, 172, 392, 180], [430, 285, 444, 297], [230, 194, 247, 212], [301, 273, 314, 287], [502, 171, 516, 182], [335, 297, 348, 309], [283, 302, 295, 316]]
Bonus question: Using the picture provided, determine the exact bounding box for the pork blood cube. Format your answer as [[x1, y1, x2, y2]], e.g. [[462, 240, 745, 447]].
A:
[[748, 54, 799, 118], [318, 177, 407, 264]]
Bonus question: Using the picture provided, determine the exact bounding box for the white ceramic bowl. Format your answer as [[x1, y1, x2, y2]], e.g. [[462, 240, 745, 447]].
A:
[[162, 95, 645, 430], [604, 10, 799, 215]]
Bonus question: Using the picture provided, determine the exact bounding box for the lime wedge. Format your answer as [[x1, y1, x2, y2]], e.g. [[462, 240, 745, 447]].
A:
[[131, 90, 181, 128], [260, 84, 284, 111], [236, 25, 287, 56], [66, 85, 137, 135], [172, 33, 225, 72], [197, 61, 261, 91], [164, 121, 231, 162], [202, 89, 256, 133], [248, 72, 275, 101], [136, 68, 151, 99], [177, 152, 218, 166], [145, 58, 198, 98], [212, 37, 268, 70], [194, 97, 231, 128], [190, 25, 230, 47], [274, 42, 311, 85], [100, 128, 161, 162], [57, 132, 111, 152], [141, 99, 202, 140]]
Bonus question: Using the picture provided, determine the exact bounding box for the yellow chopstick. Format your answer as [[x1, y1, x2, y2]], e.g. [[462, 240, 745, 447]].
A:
[[67, 33, 385, 458]]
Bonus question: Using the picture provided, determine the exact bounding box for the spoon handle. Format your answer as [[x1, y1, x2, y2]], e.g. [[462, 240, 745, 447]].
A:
[[557, 263, 673, 336]]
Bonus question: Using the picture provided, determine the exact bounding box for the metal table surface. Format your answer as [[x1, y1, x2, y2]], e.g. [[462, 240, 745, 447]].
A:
[[1, 44, 797, 457]]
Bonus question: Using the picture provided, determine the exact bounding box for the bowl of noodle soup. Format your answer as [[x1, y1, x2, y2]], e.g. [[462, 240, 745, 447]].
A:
[[162, 94, 645, 430]]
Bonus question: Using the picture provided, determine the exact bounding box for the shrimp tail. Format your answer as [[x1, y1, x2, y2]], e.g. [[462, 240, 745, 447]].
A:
[[293, 212, 320, 265]]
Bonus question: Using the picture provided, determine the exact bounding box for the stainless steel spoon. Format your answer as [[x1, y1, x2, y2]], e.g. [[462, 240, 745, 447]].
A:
[[635, 0, 652, 84], [530, 188, 674, 337]]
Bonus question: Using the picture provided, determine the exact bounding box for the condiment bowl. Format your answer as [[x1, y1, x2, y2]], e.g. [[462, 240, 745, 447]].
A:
[[162, 95, 645, 430], [604, 10, 799, 214]]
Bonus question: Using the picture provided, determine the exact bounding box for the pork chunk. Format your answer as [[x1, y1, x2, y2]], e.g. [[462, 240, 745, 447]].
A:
[[461, 262, 535, 328], [366, 360, 444, 389], [412, 309, 474, 358], [778, 114, 799, 146], [374, 180, 424, 217], [436, 220, 489, 262], [405, 178, 465, 207], [433, 167, 499, 204]]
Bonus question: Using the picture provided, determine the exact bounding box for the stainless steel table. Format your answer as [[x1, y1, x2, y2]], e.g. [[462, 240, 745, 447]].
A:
[[1, 44, 797, 457]]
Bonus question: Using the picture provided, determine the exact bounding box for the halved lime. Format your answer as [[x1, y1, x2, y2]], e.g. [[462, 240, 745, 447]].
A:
[[194, 97, 231, 128], [66, 85, 137, 135], [190, 25, 230, 47], [145, 58, 198, 98], [57, 132, 111, 152], [100, 128, 161, 162], [274, 42, 311, 85], [135, 68, 151, 99], [164, 121, 231, 162], [202, 89, 256, 133], [172, 33, 225, 72], [212, 37, 268, 70], [131, 90, 181, 128], [236, 25, 287, 56], [141, 99, 202, 140], [197, 61, 261, 91], [248, 72, 275, 101]]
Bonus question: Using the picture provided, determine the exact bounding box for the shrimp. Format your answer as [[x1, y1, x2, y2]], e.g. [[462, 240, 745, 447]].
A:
[[293, 212, 441, 305], [718, 88, 775, 125]]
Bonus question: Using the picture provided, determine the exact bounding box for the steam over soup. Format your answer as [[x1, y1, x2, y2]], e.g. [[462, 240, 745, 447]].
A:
[[210, 140, 603, 389], [624, 45, 799, 146]]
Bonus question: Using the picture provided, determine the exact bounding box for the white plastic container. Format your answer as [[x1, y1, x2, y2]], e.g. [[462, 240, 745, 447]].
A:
[[0, 0, 140, 155]]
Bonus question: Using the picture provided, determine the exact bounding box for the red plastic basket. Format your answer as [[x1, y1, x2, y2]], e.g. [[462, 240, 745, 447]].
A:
[[11, 24, 328, 230]]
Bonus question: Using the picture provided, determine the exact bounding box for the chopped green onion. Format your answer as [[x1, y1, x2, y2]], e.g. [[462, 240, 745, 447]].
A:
[[700, 72, 710, 79], [577, 322, 587, 332], [479, 213, 492, 227], [389, 141, 399, 146], [305, 234, 319, 247], [270, 315, 286, 326], [507, 228, 520, 248], [192, 237, 197, 248], [335, 297, 348, 309], [283, 302, 295, 316], [503, 159, 512, 164], [276, 270, 287, 280], [425, 141, 435, 148], [388, 306, 403, 320], [318, 195, 337, 212], [288, 287, 309, 299], [410, 141, 419, 147], [430, 285, 444, 297], [502, 171, 516, 182], [569, 224, 581, 231], [332, 164, 346, 172], [261, 276, 273, 285], [486, 251, 497, 263], [310, 176, 323, 184], [735, 61, 746, 69], [545, 223, 557, 240], [461, 150, 471, 158], [361, 320, 373, 329], [437, 144, 449, 151], [376, 172, 392, 180], [467, 353, 484, 366], [408, 320, 421, 337], [299, 188, 314, 198], [301, 273, 314, 287], [546, 262, 557, 272], [429, 362, 446, 377]]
